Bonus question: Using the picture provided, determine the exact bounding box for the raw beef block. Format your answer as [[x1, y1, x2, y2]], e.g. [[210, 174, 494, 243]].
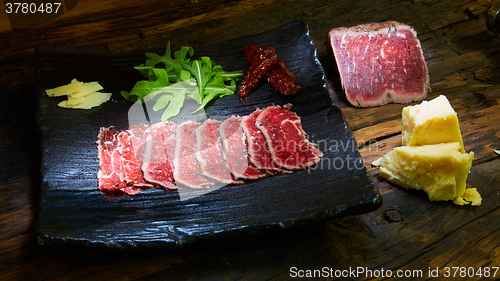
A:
[[328, 21, 430, 107]]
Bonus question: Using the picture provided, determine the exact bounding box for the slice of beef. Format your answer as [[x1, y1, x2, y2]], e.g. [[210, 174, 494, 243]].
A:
[[255, 104, 323, 170], [97, 127, 125, 192], [195, 119, 241, 184], [241, 108, 287, 174], [141, 121, 177, 190], [220, 116, 268, 180], [97, 127, 141, 195], [162, 122, 177, 165], [121, 125, 153, 188], [174, 121, 214, 189], [328, 21, 430, 107]]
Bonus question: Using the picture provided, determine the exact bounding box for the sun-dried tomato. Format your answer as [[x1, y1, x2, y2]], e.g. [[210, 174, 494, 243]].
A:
[[242, 45, 262, 65], [268, 59, 300, 95], [239, 47, 278, 99], [239, 45, 300, 99]]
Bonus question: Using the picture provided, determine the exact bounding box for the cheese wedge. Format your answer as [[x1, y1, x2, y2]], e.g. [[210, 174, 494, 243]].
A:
[[58, 91, 111, 109], [379, 142, 474, 203], [402, 95, 464, 152]]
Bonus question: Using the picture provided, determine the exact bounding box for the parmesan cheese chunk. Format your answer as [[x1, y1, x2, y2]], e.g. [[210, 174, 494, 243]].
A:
[[379, 142, 475, 204], [402, 95, 464, 152]]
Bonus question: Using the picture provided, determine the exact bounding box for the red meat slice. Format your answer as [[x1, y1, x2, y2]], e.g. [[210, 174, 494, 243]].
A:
[[241, 108, 289, 174], [255, 104, 323, 170], [121, 125, 153, 188], [141, 121, 177, 190], [220, 116, 268, 180], [97, 127, 126, 193], [97, 127, 141, 195], [195, 119, 241, 184], [328, 21, 430, 107], [173, 121, 214, 189]]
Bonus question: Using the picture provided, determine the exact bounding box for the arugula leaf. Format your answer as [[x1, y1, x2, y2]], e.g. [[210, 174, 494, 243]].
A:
[[197, 73, 237, 110], [122, 42, 241, 121], [161, 89, 186, 121], [153, 94, 172, 111]]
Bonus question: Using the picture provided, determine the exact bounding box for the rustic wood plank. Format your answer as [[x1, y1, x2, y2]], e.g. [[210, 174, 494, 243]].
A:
[[6, 158, 493, 281]]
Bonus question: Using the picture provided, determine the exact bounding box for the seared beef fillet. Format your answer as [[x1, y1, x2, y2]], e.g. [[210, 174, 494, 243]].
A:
[[329, 21, 430, 107], [255, 104, 323, 170]]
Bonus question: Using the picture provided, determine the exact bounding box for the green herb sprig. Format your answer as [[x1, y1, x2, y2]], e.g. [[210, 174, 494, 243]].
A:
[[121, 42, 242, 121]]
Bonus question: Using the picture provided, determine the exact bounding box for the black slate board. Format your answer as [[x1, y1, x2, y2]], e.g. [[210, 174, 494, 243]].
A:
[[35, 21, 382, 251]]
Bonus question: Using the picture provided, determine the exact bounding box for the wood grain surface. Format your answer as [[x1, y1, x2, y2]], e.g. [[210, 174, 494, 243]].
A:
[[1, 0, 499, 280]]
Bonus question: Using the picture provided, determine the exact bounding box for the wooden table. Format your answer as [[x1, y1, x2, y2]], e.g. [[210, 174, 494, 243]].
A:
[[1, 0, 499, 280]]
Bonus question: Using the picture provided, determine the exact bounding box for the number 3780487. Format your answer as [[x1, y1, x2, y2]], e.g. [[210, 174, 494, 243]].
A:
[[6, 3, 62, 14]]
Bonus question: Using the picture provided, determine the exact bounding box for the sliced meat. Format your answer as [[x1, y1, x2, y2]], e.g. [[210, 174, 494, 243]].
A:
[[255, 104, 323, 170], [174, 121, 214, 189], [121, 125, 153, 188], [97, 127, 141, 195], [220, 116, 268, 180], [195, 119, 241, 184], [97, 127, 125, 192], [241, 108, 287, 174], [162, 122, 177, 165], [97, 105, 324, 195], [328, 21, 430, 107], [141, 121, 177, 190]]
